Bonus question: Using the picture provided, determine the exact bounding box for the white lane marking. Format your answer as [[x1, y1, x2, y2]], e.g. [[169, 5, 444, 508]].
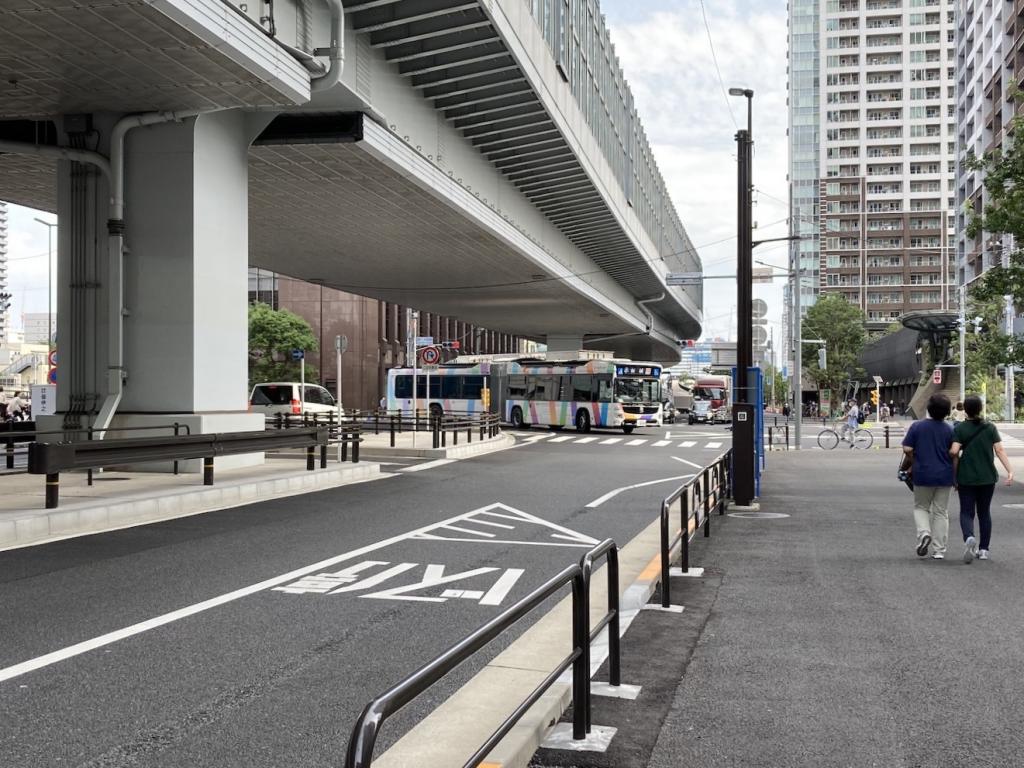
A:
[[664, 432, 673, 440], [679, 441, 697, 448], [439, 524, 496, 538], [671, 456, 705, 470], [412, 505, 600, 548], [361, 565, 499, 603], [625, 439, 647, 446], [479, 568, 525, 606], [466, 518, 516, 530], [400, 459, 455, 472], [585, 475, 695, 509], [575, 437, 599, 444], [599, 438, 623, 445], [325, 563, 420, 594], [653, 440, 671, 447], [705, 442, 723, 448], [0, 503, 583, 683], [549, 436, 574, 443]]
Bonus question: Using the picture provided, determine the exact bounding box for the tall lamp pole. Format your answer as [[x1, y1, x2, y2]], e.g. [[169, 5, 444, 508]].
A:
[[33, 217, 57, 357]]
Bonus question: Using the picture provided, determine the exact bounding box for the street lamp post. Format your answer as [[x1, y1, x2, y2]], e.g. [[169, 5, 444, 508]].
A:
[[33, 217, 56, 357]]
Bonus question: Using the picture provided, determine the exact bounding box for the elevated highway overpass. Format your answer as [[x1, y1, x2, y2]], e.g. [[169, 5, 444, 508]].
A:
[[0, 0, 703, 442]]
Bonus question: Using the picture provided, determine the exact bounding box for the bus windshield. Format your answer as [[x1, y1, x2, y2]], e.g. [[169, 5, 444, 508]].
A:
[[614, 378, 660, 404]]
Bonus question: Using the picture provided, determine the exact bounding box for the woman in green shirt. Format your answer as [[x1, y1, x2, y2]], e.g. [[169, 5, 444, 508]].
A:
[[951, 395, 1014, 563]]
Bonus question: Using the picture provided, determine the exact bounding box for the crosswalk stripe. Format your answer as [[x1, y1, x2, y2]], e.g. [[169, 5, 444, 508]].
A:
[[679, 441, 697, 448], [521, 434, 550, 442], [653, 440, 671, 447], [626, 439, 647, 446], [575, 437, 599, 444], [599, 438, 623, 445], [549, 436, 574, 443], [706, 441, 722, 448]]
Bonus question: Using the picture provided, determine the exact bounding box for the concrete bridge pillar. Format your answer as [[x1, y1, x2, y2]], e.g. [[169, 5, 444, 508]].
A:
[[46, 111, 263, 465], [545, 334, 584, 355]]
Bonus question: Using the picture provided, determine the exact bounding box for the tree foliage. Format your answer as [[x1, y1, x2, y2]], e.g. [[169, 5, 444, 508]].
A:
[[248, 302, 318, 387], [800, 293, 867, 406]]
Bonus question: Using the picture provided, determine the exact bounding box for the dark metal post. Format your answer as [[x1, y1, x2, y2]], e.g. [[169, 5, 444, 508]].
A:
[[468, 423, 473, 443], [45, 472, 59, 509], [606, 546, 621, 688], [5, 422, 13, 470], [681, 491, 691, 572], [87, 428, 94, 486], [885, 424, 890, 449], [173, 423, 180, 475], [390, 416, 396, 448], [306, 445, 315, 471], [320, 443, 327, 468], [733, 124, 755, 506], [571, 570, 587, 741], [353, 430, 360, 463], [660, 501, 671, 609], [342, 430, 349, 462], [203, 457, 214, 485]]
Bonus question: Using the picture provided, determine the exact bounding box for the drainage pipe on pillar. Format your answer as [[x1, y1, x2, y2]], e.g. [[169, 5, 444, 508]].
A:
[[311, 0, 345, 93], [635, 293, 666, 335]]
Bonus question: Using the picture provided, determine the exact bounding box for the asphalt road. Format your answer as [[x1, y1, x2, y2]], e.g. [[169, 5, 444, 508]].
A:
[[0, 423, 731, 768]]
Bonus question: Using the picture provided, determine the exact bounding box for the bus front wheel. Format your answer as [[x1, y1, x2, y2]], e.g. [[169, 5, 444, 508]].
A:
[[575, 409, 591, 433], [510, 407, 526, 429], [622, 424, 635, 435]]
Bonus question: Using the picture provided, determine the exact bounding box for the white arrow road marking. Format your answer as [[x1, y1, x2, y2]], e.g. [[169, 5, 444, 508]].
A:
[[585, 475, 694, 509], [671, 456, 705, 471]]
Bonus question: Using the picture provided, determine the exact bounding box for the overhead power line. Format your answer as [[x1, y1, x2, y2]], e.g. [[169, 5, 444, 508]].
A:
[[699, 0, 739, 131]]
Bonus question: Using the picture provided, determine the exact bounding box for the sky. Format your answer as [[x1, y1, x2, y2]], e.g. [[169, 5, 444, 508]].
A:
[[2, 0, 790, 354]]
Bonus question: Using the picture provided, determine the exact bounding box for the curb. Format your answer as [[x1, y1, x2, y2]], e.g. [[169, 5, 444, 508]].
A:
[[0, 462, 384, 551], [371, 511, 673, 768]]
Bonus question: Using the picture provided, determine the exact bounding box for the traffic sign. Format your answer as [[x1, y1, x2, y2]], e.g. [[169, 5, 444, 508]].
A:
[[416, 336, 434, 347], [48, 349, 57, 367], [420, 346, 441, 366], [751, 298, 768, 318], [47, 368, 57, 384], [291, 349, 305, 361], [932, 368, 942, 384], [666, 272, 702, 286], [335, 335, 348, 353]]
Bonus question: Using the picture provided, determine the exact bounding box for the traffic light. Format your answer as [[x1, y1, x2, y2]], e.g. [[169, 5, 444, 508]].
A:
[[817, 347, 827, 369], [871, 390, 879, 406]]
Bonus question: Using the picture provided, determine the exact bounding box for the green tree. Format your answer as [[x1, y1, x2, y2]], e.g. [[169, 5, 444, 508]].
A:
[[248, 302, 318, 388], [761, 364, 789, 408], [800, 293, 867, 409]]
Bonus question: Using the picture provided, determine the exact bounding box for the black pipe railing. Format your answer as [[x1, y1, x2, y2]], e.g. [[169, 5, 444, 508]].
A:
[[344, 538, 620, 768], [659, 450, 732, 609], [265, 410, 500, 450]]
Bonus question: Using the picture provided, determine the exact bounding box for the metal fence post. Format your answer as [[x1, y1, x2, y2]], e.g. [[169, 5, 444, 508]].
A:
[[203, 457, 214, 485], [5, 422, 14, 470], [45, 472, 59, 509], [606, 546, 621, 688], [390, 416, 396, 448], [320, 443, 327, 469], [885, 425, 890, 449], [353, 430, 360, 463], [87, 428, 94, 486], [682, 491, 691, 571], [306, 445, 315, 471], [660, 500, 672, 609], [571, 569, 587, 740]]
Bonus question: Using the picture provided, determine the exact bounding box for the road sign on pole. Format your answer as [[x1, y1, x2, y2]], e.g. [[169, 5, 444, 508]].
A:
[[291, 349, 304, 361], [932, 368, 942, 384], [420, 346, 441, 366], [415, 336, 434, 347]]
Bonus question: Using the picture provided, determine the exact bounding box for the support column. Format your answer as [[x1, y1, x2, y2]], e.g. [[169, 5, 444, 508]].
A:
[[46, 111, 264, 470], [545, 334, 584, 354]]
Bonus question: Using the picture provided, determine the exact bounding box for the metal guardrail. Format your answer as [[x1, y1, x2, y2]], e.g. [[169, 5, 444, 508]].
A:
[[27, 427, 334, 509], [659, 450, 732, 609], [344, 539, 620, 768], [268, 409, 501, 450]]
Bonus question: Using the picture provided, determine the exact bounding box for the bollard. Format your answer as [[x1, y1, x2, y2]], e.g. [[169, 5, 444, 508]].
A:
[[468, 424, 473, 443], [885, 424, 890, 449], [785, 424, 790, 449], [390, 416, 396, 448], [320, 444, 327, 469], [768, 426, 773, 451], [203, 457, 214, 486], [306, 445, 315, 471], [480, 423, 485, 441], [45, 472, 59, 509], [433, 417, 440, 450], [454, 426, 458, 446], [353, 431, 360, 463], [173, 423, 181, 476], [342, 430, 349, 462], [442, 421, 447, 447], [374, 411, 380, 435]]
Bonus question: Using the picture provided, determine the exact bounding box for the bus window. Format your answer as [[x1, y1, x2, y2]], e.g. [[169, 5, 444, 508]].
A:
[[416, 375, 441, 399], [394, 375, 412, 399], [572, 374, 594, 402], [462, 376, 484, 399], [597, 375, 614, 402], [536, 376, 557, 400], [442, 377, 462, 399], [525, 376, 539, 400], [508, 375, 527, 398]]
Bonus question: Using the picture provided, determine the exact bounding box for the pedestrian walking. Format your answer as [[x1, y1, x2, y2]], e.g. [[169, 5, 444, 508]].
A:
[[7, 391, 25, 421], [901, 393, 954, 559], [951, 401, 967, 423], [0, 386, 6, 420], [951, 395, 1014, 563]]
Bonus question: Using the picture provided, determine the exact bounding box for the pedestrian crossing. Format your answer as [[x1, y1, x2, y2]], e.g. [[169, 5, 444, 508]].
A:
[[517, 432, 731, 451]]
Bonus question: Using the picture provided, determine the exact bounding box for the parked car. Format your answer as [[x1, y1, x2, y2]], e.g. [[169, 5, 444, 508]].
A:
[[249, 382, 338, 416], [688, 400, 713, 425]]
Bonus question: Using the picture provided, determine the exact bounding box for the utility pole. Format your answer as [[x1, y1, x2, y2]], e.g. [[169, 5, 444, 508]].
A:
[[959, 283, 966, 405], [1006, 293, 1015, 422]]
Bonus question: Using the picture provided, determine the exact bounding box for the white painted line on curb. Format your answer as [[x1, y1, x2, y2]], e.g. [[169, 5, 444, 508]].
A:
[[585, 475, 694, 509], [671, 456, 705, 471], [400, 459, 456, 472]]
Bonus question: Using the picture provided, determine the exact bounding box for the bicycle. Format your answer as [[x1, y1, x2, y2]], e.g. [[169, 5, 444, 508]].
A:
[[817, 419, 874, 450]]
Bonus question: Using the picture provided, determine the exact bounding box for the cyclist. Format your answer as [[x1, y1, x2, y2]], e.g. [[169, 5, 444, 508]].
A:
[[839, 399, 859, 443]]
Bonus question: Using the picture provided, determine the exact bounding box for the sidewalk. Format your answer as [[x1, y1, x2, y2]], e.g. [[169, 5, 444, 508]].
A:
[[644, 448, 1024, 767]]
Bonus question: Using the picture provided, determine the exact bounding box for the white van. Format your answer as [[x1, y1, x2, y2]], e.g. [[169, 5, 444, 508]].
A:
[[249, 382, 338, 416]]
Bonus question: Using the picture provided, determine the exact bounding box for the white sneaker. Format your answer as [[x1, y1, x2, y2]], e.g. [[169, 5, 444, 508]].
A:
[[978, 549, 990, 560], [964, 536, 977, 564], [931, 552, 945, 559]]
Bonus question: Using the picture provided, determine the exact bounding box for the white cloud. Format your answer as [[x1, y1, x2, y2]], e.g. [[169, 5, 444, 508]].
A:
[[3, 204, 55, 327], [603, 0, 790, 345]]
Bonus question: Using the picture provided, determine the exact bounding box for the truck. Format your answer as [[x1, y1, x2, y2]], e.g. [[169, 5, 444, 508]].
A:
[[691, 374, 731, 424]]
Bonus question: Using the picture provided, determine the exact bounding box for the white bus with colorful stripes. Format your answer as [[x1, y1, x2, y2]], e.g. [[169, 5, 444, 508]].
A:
[[385, 355, 664, 434]]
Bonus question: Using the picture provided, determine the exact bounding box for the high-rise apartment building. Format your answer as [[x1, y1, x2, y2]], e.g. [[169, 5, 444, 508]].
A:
[[790, 0, 959, 347], [819, 0, 958, 330], [955, 1, 1024, 284], [786, 0, 822, 369]]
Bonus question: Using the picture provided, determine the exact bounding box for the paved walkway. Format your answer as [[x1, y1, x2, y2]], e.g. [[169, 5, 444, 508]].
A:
[[645, 447, 1024, 767]]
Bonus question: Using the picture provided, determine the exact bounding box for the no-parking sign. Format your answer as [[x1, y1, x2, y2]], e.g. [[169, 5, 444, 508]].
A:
[[420, 346, 441, 366]]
